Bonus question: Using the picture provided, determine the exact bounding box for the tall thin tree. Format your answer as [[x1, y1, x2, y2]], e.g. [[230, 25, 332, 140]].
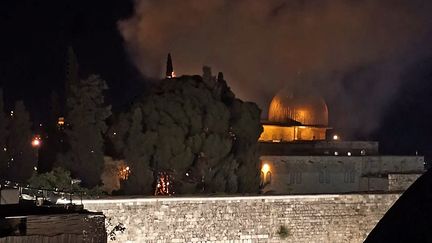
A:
[[7, 101, 35, 182], [58, 75, 111, 187]]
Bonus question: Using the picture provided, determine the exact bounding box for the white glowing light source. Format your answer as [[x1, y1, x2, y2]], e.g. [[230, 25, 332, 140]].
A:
[[31, 138, 41, 147], [33, 166, 37, 171], [261, 163, 270, 174], [334, 151, 339, 156], [56, 198, 70, 204], [58, 117, 65, 126], [347, 152, 352, 156], [333, 135, 339, 140]]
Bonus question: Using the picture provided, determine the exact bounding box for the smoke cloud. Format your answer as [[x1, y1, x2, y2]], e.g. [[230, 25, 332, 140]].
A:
[[118, 0, 432, 138]]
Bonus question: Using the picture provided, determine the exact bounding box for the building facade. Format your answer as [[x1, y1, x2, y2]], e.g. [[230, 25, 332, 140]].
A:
[[259, 89, 424, 194]]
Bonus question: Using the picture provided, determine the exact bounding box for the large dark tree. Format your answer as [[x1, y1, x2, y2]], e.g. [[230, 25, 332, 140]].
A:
[[120, 107, 154, 194], [7, 101, 35, 182], [39, 48, 79, 173], [58, 74, 111, 187], [38, 91, 65, 172], [111, 68, 262, 194]]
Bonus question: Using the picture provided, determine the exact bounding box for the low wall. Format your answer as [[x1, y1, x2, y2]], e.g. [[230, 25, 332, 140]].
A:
[[0, 213, 106, 243], [388, 174, 421, 191], [83, 193, 400, 242]]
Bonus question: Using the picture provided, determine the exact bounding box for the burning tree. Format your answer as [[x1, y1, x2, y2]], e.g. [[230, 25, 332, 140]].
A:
[[110, 67, 262, 194]]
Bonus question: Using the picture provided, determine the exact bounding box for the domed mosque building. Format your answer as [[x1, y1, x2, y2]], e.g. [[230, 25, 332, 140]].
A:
[[258, 87, 425, 195], [161, 54, 425, 195], [260, 89, 329, 142]]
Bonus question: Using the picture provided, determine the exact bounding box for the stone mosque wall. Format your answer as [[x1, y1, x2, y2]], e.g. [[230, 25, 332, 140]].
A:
[[83, 193, 400, 242]]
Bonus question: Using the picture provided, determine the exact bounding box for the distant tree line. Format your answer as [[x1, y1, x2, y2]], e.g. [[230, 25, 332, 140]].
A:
[[0, 48, 263, 195]]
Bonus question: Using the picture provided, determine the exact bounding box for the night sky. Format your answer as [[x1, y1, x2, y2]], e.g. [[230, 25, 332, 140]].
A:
[[1, 0, 432, 159]]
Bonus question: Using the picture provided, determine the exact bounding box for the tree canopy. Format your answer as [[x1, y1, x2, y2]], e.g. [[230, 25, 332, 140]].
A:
[[110, 68, 262, 194], [57, 74, 111, 187]]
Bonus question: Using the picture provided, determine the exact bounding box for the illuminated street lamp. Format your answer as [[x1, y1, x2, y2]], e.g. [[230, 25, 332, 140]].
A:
[[261, 163, 270, 174], [31, 136, 42, 147], [332, 134, 339, 141]]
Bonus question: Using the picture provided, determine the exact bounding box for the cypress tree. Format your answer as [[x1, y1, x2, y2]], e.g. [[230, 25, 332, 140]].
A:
[[7, 101, 35, 182], [58, 75, 111, 187]]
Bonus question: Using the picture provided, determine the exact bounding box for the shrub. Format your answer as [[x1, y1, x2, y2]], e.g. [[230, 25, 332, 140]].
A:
[[277, 225, 290, 239]]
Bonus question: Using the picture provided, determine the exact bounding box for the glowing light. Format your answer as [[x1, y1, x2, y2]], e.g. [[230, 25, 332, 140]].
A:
[[118, 165, 131, 180], [32, 140, 40, 146], [334, 151, 339, 156], [33, 166, 37, 171], [31, 136, 42, 147], [333, 134, 339, 140], [260, 163, 272, 186], [155, 172, 173, 196], [261, 163, 270, 174], [347, 152, 352, 156], [71, 179, 81, 185], [58, 117, 65, 126]]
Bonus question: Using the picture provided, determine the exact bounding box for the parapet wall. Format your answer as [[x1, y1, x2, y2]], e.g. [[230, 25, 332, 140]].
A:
[[83, 193, 400, 242], [388, 174, 422, 191]]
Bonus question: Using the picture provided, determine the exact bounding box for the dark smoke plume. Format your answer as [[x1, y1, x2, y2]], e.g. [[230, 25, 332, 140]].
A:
[[118, 0, 432, 138]]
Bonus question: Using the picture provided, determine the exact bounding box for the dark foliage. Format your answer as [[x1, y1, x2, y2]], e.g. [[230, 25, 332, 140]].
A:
[[110, 68, 262, 194], [57, 75, 111, 187], [7, 101, 36, 182]]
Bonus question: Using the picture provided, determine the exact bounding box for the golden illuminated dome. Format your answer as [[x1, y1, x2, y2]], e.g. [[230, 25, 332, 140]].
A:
[[268, 89, 328, 126]]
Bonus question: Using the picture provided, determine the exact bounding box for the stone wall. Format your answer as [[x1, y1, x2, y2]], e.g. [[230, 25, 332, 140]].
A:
[[0, 213, 106, 243], [388, 174, 422, 191], [83, 193, 400, 243], [258, 141, 379, 156], [260, 155, 424, 194]]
